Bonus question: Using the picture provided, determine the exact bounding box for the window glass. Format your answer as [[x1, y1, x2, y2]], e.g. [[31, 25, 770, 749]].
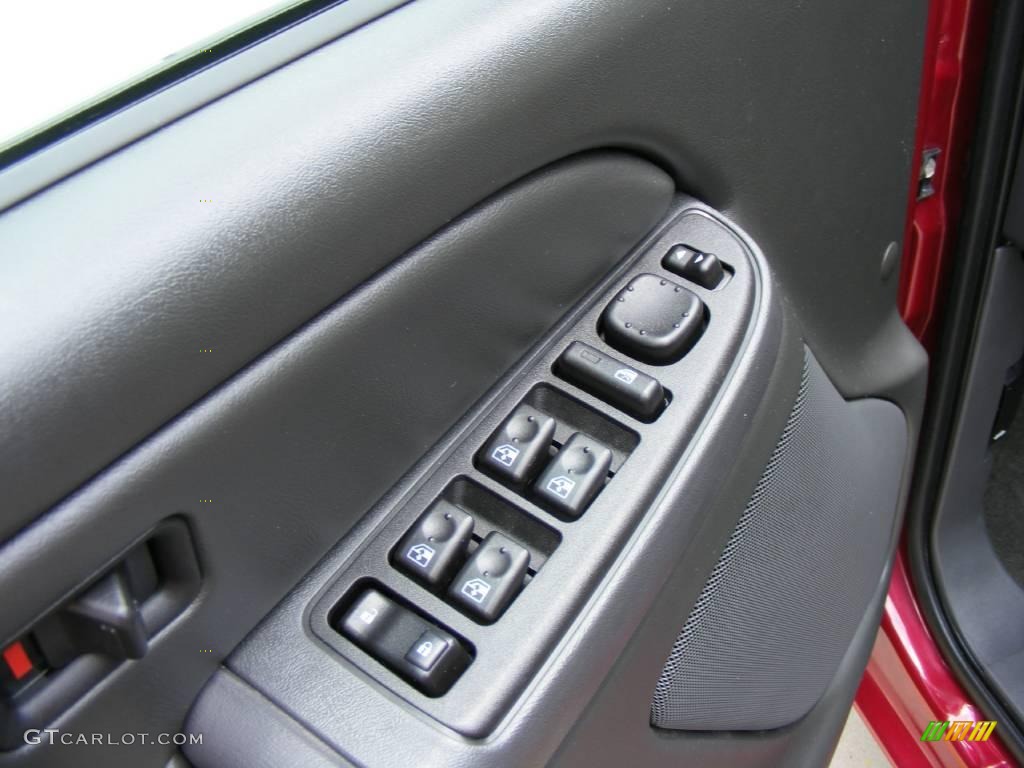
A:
[[0, 0, 301, 156]]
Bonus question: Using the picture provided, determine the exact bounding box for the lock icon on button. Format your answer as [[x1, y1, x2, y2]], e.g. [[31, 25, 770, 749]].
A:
[[405, 631, 447, 671]]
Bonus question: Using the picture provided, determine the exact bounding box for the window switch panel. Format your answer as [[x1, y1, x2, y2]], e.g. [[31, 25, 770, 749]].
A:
[[533, 432, 613, 519], [337, 589, 471, 697], [394, 500, 474, 588], [448, 532, 530, 622], [478, 405, 557, 486]]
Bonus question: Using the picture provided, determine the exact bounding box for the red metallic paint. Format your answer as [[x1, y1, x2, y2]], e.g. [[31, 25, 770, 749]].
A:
[[855, 0, 1017, 764], [856, 552, 1013, 766], [897, 0, 990, 349]]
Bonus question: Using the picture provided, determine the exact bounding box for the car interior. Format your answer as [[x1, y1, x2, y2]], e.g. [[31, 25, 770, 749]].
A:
[[3, 0, 1009, 765]]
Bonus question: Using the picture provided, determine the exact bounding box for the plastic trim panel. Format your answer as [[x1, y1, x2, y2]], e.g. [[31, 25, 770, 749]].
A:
[[297, 201, 757, 736], [201, 197, 784, 766]]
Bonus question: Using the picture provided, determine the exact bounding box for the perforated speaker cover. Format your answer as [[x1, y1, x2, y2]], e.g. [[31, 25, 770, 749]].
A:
[[650, 347, 906, 731]]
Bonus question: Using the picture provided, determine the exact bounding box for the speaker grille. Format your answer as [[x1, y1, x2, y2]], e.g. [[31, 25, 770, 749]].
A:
[[650, 347, 906, 731]]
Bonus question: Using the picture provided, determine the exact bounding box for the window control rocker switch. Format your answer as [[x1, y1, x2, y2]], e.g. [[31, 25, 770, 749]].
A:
[[533, 432, 613, 519], [337, 589, 471, 697], [555, 341, 665, 420], [394, 500, 474, 588], [478, 405, 556, 486], [448, 532, 530, 622]]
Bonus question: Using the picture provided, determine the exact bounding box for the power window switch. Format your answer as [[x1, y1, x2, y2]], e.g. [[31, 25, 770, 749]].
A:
[[478, 405, 557, 486], [663, 244, 725, 289], [394, 500, 474, 587], [448, 532, 530, 622], [533, 432, 612, 518], [555, 341, 665, 420]]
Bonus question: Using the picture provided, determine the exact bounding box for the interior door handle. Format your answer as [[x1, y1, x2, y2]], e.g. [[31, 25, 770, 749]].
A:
[[0, 518, 200, 751], [34, 568, 149, 667]]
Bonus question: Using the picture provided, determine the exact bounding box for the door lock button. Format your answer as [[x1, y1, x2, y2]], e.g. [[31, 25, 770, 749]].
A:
[[337, 588, 471, 696], [478, 405, 557, 485], [404, 630, 449, 671], [394, 500, 474, 587], [662, 244, 725, 289], [533, 432, 613, 518], [448, 532, 530, 622], [600, 273, 705, 364]]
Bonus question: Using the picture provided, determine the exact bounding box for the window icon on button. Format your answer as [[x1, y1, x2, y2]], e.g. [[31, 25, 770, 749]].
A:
[[614, 368, 638, 384], [406, 543, 435, 568], [460, 577, 491, 603], [546, 475, 576, 499], [491, 444, 520, 467]]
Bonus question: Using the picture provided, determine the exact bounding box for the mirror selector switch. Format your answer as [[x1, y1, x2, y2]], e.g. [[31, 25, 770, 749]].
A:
[[448, 532, 530, 622], [533, 432, 613, 519], [600, 273, 705, 364], [394, 500, 474, 587], [337, 589, 471, 696], [478, 405, 557, 485], [662, 244, 725, 289], [555, 341, 665, 421]]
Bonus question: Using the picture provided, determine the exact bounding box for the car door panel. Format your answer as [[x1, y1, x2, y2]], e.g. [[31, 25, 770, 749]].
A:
[[0, 151, 671, 765], [0, 0, 929, 765]]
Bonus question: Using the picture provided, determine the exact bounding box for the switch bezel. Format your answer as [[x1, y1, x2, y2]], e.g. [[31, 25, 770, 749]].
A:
[[306, 201, 759, 737]]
